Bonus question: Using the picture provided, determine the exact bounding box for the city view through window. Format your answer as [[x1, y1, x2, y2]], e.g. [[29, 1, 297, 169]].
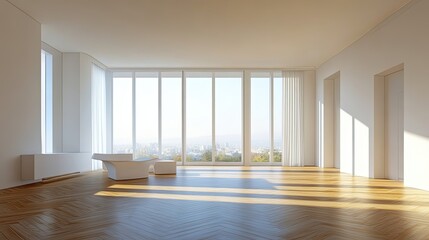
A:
[[112, 71, 282, 164], [250, 73, 283, 163]]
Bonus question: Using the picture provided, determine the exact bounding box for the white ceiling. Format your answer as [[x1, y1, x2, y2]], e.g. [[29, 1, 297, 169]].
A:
[[9, 0, 411, 68]]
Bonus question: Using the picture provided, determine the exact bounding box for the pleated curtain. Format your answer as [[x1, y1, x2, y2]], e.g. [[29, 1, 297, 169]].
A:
[[91, 64, 107, 170], [283, 71, 304, 166]]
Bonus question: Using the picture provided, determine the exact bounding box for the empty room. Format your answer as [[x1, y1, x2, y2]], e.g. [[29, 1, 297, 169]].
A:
[[1, 0, 429, 239]]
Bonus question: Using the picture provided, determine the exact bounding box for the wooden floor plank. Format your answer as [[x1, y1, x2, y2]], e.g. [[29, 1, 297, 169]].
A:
[[1, 167, 429, 239]]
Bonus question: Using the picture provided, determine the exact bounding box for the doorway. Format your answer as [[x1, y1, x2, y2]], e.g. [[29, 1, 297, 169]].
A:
[[374, 65, 404, 180], [323, 73, 340, 168], [384, 70, 404, 180]]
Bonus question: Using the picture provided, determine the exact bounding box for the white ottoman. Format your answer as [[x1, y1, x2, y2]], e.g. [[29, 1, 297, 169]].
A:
[[154, 160, 177, 175]]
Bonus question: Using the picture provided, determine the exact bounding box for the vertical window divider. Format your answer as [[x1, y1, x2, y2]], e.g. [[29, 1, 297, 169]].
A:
[[270, 72, 274, 163], [132, 72, 136, 158], [241, 71, 245, 165], [212, 72, 216, 164], [243, 71, 251, 166], [181, 70, 186, 165], [158, 72, 162, 158]]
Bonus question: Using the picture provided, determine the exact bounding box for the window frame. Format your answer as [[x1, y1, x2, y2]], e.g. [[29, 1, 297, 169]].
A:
[[41, 49, 53, 154], [107, 68, 289, 166], [249, 71, 283, 166]]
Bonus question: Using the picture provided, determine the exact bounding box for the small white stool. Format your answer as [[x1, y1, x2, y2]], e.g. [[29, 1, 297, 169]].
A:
[[154, 160, 177, 175]]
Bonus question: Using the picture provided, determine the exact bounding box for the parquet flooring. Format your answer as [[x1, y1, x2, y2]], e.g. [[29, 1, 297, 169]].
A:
[[1, 167, 429, 239]]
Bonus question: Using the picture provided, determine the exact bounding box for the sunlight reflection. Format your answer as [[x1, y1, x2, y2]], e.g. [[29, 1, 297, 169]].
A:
[[354, 118, 369, 177], [95, 190, 429, 212], [340, 109, 353, 174], [274, 186, 429, 201], [107, 184, 429, 202], [178, 173, 343, 180], [404, 131, 429, 191], [261, 178, 408, 188]]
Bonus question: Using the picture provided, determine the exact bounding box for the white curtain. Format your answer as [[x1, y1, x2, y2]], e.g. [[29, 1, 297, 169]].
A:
[[91, 64, 107, 170], [283, 71, 304, 166]]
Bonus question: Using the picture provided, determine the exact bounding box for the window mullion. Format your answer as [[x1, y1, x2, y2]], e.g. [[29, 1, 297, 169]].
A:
[[243, 71, 251, 166], [132, 72, 136, 158], [270, 72, 274, 163], [158, 72, 162, 158], [212, 73, 215, 164], [181, 71, 186, 165], [241, 71, 245, 165]]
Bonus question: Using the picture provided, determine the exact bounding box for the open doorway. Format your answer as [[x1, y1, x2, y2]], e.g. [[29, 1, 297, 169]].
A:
[[323, 72, 340, 168]]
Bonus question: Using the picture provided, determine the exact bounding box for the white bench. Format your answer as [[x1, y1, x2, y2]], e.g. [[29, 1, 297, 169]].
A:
[[21, 153, 92, 180], [92, 154, 155, 180]]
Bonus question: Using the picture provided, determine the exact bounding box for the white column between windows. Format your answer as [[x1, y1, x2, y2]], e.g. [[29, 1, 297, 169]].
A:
[[212, 73, 216, 164], [269, 72, 274, 163], [181, 71, 186, 165], [158, 72, 162, 158], [132, 72, 136, 158], [243, 71, 252, 166]]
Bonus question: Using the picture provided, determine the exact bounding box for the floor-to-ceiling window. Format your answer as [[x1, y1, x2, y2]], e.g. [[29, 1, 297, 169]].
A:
[[273, 73, 283, 162], [215, 72, 242, 163], [108, 70, 288, 165], [161, 72, 182, 162], [135, 72, 159, 159], [112, 72, 133, 153], [250, 73, 270, 162], [41, 50, 53, 153], [185, 72, 213, 163], [250, 71, 283, 164], [109, 70, 245, 164]]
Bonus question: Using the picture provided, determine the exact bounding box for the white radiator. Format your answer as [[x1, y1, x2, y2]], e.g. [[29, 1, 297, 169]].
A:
[[21, 153, 92, 180]]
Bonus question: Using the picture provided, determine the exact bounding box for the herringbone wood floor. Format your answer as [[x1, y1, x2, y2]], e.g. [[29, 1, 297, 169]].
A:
[[1, 167, 429, 240]]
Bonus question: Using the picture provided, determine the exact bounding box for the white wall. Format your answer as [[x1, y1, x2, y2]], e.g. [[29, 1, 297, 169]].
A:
[[80, 54, 97, 153], [62, 53, 81, 152], [62, 53, 107, 154], [316, 0, 429, 190], [0, 0, 41, 189]]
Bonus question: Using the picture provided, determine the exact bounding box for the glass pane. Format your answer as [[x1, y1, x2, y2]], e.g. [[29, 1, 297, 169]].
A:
[[215, 74, 242, 162], [135, 74, 159, 160], [161, 73, 182, 162], [41, 50, 53, 153], [113, 76, 133, 153], [186, 74, 212, 162], [273, 75, 283, 162], [251, 75, 270, 162]]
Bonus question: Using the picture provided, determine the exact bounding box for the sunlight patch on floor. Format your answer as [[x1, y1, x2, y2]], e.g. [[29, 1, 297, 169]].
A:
[[94, 167, 429, 214], [107, 184, 429, 202], [95, 190, 428, 212]]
